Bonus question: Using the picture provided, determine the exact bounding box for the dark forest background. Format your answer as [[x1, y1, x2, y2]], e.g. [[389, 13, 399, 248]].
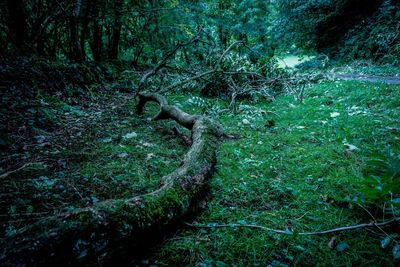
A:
[[1, 0, 399, 65]]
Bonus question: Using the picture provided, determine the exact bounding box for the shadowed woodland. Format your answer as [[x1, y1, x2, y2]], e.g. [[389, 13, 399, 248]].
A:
[[0, 0, 400, 266]]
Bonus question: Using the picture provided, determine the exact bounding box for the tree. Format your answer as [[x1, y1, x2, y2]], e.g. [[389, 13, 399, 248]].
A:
[[69, 0, 84, 62], [90, 1, 103, 62], [6, 0, 30, 54], [109, 0, 123, 60], [274, 0, 387, 56]]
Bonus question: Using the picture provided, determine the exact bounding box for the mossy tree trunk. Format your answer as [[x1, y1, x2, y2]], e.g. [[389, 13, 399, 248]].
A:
[[0, 92, 224, 266]]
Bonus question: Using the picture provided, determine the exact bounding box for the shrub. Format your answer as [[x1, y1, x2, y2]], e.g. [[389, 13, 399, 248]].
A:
[[359, 146, 400, 216]]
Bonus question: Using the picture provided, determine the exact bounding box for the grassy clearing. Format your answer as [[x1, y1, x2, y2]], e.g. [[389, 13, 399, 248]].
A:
[[146, 80, 400, 266]]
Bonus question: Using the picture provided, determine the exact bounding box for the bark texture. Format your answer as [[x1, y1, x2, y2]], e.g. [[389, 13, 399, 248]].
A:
[[0, 92, 224, 266]]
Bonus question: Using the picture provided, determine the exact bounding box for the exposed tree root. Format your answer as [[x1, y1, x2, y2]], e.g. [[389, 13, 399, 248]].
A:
[[0, 92, 224, 266], [0, 162, 42, 179]]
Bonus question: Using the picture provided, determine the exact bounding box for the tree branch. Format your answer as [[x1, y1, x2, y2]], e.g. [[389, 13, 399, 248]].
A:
[[137, 32, 202, 92], [186, 219, 399, 236]]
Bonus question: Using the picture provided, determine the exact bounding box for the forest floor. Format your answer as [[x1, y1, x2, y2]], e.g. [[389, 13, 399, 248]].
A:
[[145, 79, 400, 266], [1, 70, 400, 265]]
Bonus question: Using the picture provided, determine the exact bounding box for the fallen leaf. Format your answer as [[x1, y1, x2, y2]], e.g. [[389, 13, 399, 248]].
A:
[[123, 132, 138, 139], [242, 119, 250, 125], [344, 143, 359, 152], [393, 244, 400, 260], [381, 236, 391, 249], [330, 112, 340, 118], [343, 140, 359, 152], [118, 153, 129, 158], [142, 142, 154, 147], [35, 135, 46, 143], [336, 242, 349, 252], [386, 127, 398, 133], [328, 237, 336, 249]]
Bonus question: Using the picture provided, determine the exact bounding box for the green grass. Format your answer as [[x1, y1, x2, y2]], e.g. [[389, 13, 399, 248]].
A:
[[2, 79, 399, 265], [144, 80, 400, 266]]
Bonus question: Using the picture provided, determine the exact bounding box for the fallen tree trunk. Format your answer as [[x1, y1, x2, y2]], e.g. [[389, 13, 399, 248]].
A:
[[0, 92, 224, 266]]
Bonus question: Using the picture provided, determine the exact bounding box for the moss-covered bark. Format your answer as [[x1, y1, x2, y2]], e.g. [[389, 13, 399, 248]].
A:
[[0, 92, 224, 266]]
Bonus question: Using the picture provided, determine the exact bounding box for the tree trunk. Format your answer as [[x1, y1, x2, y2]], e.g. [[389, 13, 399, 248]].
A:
[[0, 93, 224, 266], [6, 0, 30, 54], [109, 0, 123, 60], [79, 0, 91, 60], [69, 0, 83, 62], [91, 4, 103, 62]]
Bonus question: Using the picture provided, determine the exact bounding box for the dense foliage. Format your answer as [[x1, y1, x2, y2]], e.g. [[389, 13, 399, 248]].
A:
[[275, 0, 400, 63], [2, 0, 398, 64], [0, 0, 276, 65]]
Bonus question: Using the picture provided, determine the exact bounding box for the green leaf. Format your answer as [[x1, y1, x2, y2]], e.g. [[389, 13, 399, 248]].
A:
[[381, 236, 391, 249], [393, 244, 400, 261], [336, 242, 349, 252], [283, 228, 293, 235]]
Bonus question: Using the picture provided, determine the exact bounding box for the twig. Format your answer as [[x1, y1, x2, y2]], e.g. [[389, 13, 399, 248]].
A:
[[0, 211, 51, 217], [217, 41, 243, 68], [157, 69, 270, 94], [186, 219, 399, 236], [300, 219, 398, 235], [222, 71, 266, 79], [68, 182, 85, 201], [157, 69, 218, 94], [294, 211, 310, 221], [356, 202, 393, 242], [0, 162, 42, 179], [138, 32, 202, 92]]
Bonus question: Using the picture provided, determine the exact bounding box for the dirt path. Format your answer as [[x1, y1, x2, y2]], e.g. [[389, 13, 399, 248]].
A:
[[331, 73, 400, 85]]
